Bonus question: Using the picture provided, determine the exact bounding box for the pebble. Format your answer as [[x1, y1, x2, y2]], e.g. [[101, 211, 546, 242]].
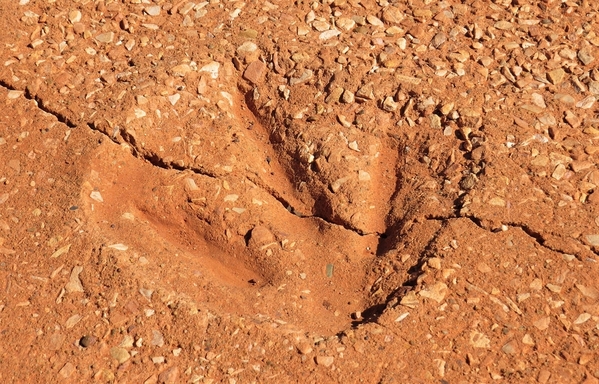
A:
[[243, 61, 267, 84], [144, 5, 161, 16], [430, 32, 447, 49], [237, 41, 258, 55], [382, 6, 404, 24], [90, 190, 103, 202], [336, 18, 355, 31], [326, 88, 344, 103], [501, 341, 517, 355], [152, 330, 165, 347], [576, 95, 596, 109], [158, 366, 179, 384], [171, 64, 193, 77], [547, 68, 565, 85], [248, 226, 275, 248], [469, 330, 490, 349], [199, 62, 220, 79], [290, 69, 313, 86], [418, 282, 448, 303], [297, 342, 313, 355], [341, 89, 354, 104], [578, 49, 595, 65], [533, 317, 550, 330], [58, 362, 76, 378], [65, 314, 82, 329], [576, 284, 599, 299], [585, 234, 599, 246], [65, 265, 84, 293], [315, 356, 334, 367], [110, 347, 131, 364], [319, 30, 340, 41], [79, 335, 96, 348], [95, 32, 114, 44]]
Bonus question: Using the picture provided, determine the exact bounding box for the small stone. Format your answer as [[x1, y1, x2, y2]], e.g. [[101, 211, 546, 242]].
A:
[[330, 177, 349, 193], [315, 356, 334, 367], [469, 330, 490, 349], [585, 234, 599, 246], [237, 41, 258, 55], [170, 64, 193, 77], [152, 330, 165, 347], [552, 164, 567, 180], [476, 262, 492, 273], [319, 30, 340, 40], [522, 334, 535, 346], [564, 110, 581, 128], [533, 316, 550, 330], [110, 347, 131, 364], [248, 226, 275, 248], [144, 5, 161, 16], [326, 88, 344, 103], [400, 291, 419, 308], [312, 20, 330, 32], [58, 362, 76, 378], [358, 170, 371, 181], [68, 10, 82, 23], [538, 370, 551, 384], [430, 32, 447, 49], [65, 314, 82, 329], [337, 114, 351, 128], [578, 48, 595, 65], [356, 83, 375, 100], [547, 68, 565, 85], [434, 359, 446, 377], [574, 313, 591, 325], [239, 29, 258, 39], [336, 18, 355, 31], [366, 15, 384, 27], [396, 74, 422, 85], [460, 174, 478, 190], [576, 284, 599, 299], [297, 342, 313, 354], [501, 341, 517, 355], [243, 61, 267, 84], [531, 93, 546, 108], [494, 20, 513, 30], [382, 6, 404, 24], [7, 90, 23, 100], [341, 90, 354, 104], [49, 333, 66, 350], [289, 69, 313, 86], [80, 335, 96, 348], [418, 282, 448, 303], [65, 266, 84, 293], [546, 283, 562, 293], [413, 8, 432, 18], [429, 114, 442, 129], [158, 366, 179, 384], [579, 353, 593, 366], [167, 94, 180, 106], [382, 96, 398, 112], [199, 61, 220, 79], [95, 32, 114, 43], [90, 190, 103, 202], [576, 95, 596, 109]]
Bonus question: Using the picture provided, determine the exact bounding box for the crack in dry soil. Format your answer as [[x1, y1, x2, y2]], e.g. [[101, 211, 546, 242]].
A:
[[0, 82, 384, 239], [426, 211, 596, 260]]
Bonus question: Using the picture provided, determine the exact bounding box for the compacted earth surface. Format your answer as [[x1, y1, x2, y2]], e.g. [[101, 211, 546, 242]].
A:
[[2, 0, 599, 382]]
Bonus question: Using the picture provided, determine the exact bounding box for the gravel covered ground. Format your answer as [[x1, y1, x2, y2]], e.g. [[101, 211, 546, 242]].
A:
[[2, 0, 599, 382]]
